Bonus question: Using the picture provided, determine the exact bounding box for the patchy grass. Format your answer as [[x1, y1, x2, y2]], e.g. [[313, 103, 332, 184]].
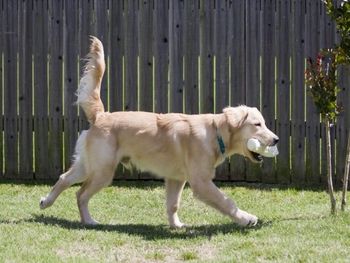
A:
[[181, 251, 199, 261], [0, 181, 350, 262]]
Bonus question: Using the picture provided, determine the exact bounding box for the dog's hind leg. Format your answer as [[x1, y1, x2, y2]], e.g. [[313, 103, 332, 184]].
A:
[[40, 131, 89, 209], [76, 167, 115, 225], [165, 179, 186, 228], [40, 160, 87, 209]]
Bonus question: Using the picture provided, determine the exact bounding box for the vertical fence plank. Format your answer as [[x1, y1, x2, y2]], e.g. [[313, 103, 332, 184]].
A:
[[154, 0, 169, 113], [324, 1, 335, 49], [18, 0, 33, 179], [230, 1, 245, 106], [95, 0, 109, 110], [199, 0, 214, 114], [110, 0, 124, 112], [319, 2, 327, 50], [3, 0, 18, 177], [48, 0, 63, 178], [79, 0, 94, 60], [276, 0, 291, 184], [139, 0, 153, 112], [291, 0, 306, 184], [64, 0, 79, 170], [214, 1, 230, 113], [214, 0, 229, 180], [245, 0, 262, 182], [169, 0, 184, 113], [184, 0, 199, 114], [305, 0, 321, 184], [261, 0, 277, 183], [4, 0, 18, 177], [245, 0, 261, 109], [34, 0, 49, 179], [0, 0, 3, 177], [125, 0, 138, 112], [214, 0, 229, 113], [229, 0, 246, 181]]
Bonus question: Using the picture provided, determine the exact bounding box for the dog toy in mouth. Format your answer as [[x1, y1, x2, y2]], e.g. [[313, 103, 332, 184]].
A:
[[247, 138, 279, 158]]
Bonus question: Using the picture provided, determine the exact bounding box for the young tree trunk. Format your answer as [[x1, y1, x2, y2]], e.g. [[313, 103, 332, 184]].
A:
[[341, 133, 350, 211], [325, 119, 337, 214]]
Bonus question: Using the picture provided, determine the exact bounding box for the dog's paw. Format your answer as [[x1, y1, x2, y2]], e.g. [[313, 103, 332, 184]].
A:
[[82, 218, 100, 226], [170, 222, 186, 229], [233, 209, 258, 227], [39, 197, 51, 210]]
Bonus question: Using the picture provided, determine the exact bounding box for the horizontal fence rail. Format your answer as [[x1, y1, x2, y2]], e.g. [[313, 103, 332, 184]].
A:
[[0, 0, 349, 185]]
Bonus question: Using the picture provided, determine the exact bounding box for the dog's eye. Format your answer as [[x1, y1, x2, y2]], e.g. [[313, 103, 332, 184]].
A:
[[254, 123, 261, 127]]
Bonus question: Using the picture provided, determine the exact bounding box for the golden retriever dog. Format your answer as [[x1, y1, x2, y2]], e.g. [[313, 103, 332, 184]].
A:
[[40, 37, 279, 228]]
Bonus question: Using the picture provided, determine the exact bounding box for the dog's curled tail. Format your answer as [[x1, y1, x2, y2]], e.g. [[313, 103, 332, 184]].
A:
[[76, 36, 105, 124]]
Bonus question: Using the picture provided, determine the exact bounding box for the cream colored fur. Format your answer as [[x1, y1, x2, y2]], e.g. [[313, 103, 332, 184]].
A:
[[40, 36, 279, 228]]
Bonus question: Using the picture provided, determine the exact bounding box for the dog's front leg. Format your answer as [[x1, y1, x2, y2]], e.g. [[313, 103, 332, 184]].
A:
[[189, 178, 258, 227], [165, 179, 186, 228]]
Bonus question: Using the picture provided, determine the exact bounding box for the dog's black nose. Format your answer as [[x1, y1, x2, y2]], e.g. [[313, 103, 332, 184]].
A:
[[273, 137, 279, 145]]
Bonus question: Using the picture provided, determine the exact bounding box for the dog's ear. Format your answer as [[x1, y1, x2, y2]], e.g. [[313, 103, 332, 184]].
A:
[[223, 106, 249, 129]]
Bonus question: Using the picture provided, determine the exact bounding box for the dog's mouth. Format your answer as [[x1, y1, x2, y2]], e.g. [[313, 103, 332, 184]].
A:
[[249, 151, 263, 163]]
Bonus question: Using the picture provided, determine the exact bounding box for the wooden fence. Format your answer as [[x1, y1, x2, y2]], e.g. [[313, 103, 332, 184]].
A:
[[0, 0, 349, 185]]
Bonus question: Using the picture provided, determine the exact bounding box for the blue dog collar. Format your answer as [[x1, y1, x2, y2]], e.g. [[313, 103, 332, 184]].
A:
[[217, 134, 226, 155]]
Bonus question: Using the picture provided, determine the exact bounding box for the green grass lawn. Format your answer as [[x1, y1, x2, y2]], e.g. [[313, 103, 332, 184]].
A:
[[0, 181, 350, 262]]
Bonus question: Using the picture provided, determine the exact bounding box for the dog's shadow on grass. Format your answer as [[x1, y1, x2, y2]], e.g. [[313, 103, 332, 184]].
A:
[[27, 214, 270, 240]]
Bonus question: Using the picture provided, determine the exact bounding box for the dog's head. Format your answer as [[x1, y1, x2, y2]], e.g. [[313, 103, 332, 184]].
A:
[[223, 106, 279, 163]]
